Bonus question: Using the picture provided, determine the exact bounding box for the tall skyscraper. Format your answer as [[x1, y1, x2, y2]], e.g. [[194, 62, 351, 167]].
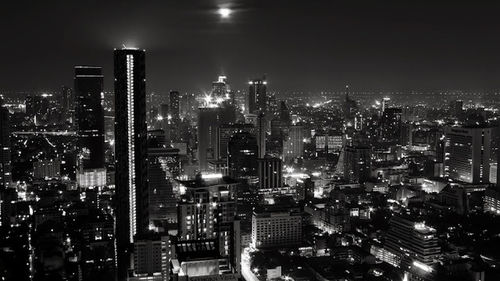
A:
[[343, 85, 357, 127], [257, 113, 266, 158], [169, 90, 180, 120], [0, 102, 11, 189], [444, 126, 492, 184], [381, 107, 402, 144], [278, 101, 291, 125], [74, 66, 105, 169], [344, 145, 371, 183], [198, 107, 221, 171], [212, 75, 229, 100], [148, 146, 178, 229], [248, 77, 267, 114], [283, 125, 304, 162], [61, 85, 73, 123], [114, 48, 149, 280]]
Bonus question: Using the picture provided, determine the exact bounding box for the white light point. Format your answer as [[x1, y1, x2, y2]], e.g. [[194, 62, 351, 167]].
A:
[[218, 8, 231, 18]]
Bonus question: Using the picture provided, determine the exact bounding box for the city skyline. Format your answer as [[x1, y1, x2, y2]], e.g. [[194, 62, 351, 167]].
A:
[[3, 2, 500, 281]]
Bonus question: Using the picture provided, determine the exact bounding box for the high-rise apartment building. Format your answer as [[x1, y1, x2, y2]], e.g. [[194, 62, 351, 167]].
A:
[[177, 176, 241, 275]]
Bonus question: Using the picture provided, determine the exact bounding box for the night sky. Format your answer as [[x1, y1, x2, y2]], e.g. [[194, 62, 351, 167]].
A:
[[1, 1, 499, 93]]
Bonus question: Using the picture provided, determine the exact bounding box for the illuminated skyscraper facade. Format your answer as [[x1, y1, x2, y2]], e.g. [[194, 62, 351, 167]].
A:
[[0, 103, 11, 189], [248, 77, 267, 114], [169, 90, 180, 120], [444, 126, 492, 183], [114, 48, 149, 280]]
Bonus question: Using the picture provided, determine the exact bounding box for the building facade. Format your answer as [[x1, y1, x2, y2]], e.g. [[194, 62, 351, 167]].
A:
[[114, 48, 149, 279]]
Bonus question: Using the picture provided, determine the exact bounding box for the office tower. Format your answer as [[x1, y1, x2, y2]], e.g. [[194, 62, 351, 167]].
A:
[[197, 107, 221, 171], [74, 66, 105, 169], [61, 85, 73, 123], [227, 132, 258, 179], [343, 85, 357, 126], [234, 90, 246, 111], [343, 145, 371, 183], [267, 91, 278, 117], [114, 48, 148, 279], [148, 146, 178, 230], [212, 75, 229, 100], [269, 119, 286, 155], [252, 208, 302, 249], [283, 125, 304, 162], [248, 76, 267, 114], [177, 176, 241, 275], [381, 107, 402, 144], [257, 156, 282, 190], [0, 103, 11, 189], [131, 233, 170, 280], [381, 97, 391, 114], [384, 216, 440, 267], [257, 113, 266, 158], [278, 101, 291, 125], [216, 123, 256, 160], [169, 91, 182, 144], [169, 91, 180, 120], [444, 126, 492, 183], [180, 92, 195, 119]]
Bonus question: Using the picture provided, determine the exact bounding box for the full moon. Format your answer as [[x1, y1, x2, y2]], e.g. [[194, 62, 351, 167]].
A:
[[218, 8, 231, 18]]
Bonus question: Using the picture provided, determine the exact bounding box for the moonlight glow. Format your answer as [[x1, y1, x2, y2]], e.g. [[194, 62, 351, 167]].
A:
[[218, 8, 231, 18]]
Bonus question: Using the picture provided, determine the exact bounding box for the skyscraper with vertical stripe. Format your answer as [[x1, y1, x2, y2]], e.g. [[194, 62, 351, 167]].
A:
[[114, 48, 149, 280]]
